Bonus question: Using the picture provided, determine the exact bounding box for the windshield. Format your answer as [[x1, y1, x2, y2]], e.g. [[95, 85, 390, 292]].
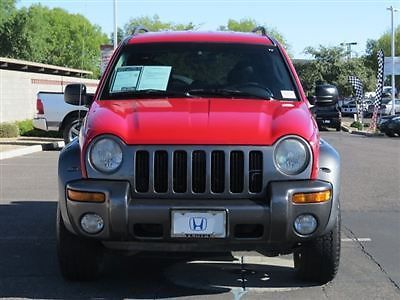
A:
[[100, 43, 298, 101]]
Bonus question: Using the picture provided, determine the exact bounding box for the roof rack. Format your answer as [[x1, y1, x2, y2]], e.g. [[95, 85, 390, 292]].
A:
[[131, 25, 150, 35], [251, 26, 267, 36]]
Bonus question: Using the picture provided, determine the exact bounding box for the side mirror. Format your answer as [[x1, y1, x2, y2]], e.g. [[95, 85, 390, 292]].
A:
[[307, 95, 316, 106], [315, 84, 339, 106], [65, 84, 93, 106]]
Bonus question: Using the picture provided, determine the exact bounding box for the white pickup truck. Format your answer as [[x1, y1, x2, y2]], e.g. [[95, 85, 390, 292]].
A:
[[33, 91, 88, 144]]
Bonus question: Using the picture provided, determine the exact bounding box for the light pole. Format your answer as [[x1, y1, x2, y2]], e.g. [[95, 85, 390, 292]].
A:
[[113, 0, 118, 50], [340, 42, 357, 60], [387, 6, 398, 115]]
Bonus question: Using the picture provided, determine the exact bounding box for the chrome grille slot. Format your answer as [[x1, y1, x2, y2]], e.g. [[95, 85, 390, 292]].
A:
[[173, 151, 187, 193], [211, 151, 225, 193], [249, 151, 263, 193], [230, 151, 244, 193], [154, 151, 168, 193]]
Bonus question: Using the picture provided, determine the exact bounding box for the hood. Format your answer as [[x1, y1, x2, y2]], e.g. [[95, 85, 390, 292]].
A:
[[84, 98, 316, 145]]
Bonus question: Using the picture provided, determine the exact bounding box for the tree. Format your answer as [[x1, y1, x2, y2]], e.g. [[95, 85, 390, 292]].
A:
[[0, 0, 16, 27], [0, 4, 108, 78], [124, 15, 197, 34], [295, 46, 375, 96], [218, 18, 289, 51], [110, 27, 125, 45]]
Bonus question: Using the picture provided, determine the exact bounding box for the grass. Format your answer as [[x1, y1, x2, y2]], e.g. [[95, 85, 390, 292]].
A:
[[0, 120, 61, 138]]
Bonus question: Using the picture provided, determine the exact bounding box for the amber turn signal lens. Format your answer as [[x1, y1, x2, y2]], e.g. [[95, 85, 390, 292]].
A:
[[292, 190, 331, 204], [67, 189, 105, 203]]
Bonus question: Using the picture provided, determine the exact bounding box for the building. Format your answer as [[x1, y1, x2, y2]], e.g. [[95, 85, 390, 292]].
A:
[[0, 57, 99, 123]]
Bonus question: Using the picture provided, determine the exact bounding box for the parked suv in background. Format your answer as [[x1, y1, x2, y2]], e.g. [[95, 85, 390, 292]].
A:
[[313, 84, 342, 131], [57, 28, 341, 284]]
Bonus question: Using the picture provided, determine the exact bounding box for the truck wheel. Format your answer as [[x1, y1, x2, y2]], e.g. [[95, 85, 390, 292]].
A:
[[57, 208, 103, 281], [293, 212, 341, 284], [62, 118, 81, 145]]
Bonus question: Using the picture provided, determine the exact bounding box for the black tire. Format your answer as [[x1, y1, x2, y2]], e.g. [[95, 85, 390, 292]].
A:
[[294, 212, 341, 284], [56, 208, 103, 281], [336, 124, 341, 132], [62, 118, 81, 145], [385, 130, 396, 137]]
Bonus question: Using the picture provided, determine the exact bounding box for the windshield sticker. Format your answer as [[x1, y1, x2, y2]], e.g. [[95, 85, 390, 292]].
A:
[[137, 66, 172, 91], [110, 66, 142, 93], [281, 90, 296, 99]]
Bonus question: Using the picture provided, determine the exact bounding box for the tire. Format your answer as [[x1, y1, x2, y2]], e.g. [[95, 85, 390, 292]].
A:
[[294, 212, 341, 284], [62, 118, 82, 145], [57, 208, 103, 281], [385, 130, 396, 137], [336, 124, 341, 132]]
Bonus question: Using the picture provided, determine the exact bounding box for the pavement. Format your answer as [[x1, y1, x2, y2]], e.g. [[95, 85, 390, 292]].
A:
[[0, 137, 64, 160]]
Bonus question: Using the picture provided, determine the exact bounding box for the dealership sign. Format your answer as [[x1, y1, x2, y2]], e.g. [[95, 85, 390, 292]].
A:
[[384, 57, 400, 76]]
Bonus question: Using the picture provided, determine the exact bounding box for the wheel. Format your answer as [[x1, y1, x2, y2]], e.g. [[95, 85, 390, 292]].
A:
[[57, 208, 103, 281], [62, 118, 82, 144], [385, 130, 396, 137], [294, 212, 341, 284], [336, 124, 341, 131]]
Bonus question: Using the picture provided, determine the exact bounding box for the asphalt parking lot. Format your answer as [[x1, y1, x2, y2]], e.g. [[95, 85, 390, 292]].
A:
[[0, 132, 399, 299]]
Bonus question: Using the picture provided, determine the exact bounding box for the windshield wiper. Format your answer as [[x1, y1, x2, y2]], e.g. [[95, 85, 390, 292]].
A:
[[186, 88, 272, 100], [109, 89, 192, 99]]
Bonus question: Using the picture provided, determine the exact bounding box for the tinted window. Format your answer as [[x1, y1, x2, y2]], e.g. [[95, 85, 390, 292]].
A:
[[101, 43, 297, 101]]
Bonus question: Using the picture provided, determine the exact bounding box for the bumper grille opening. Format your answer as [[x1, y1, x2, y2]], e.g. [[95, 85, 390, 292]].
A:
[[211, 151, 225, 193], [135, 151, 149, 193], [133, 223, 163, 238], [249, 151, 263, 193], [230, 151, 244, 193], [192, 150, 206, 193], [173, 151, 187, 193], [154, 151, 168, 193], [234, 224, 264, 238]]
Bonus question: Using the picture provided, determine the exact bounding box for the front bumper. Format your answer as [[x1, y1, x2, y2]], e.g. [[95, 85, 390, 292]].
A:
[[63, 179, 333, 252]]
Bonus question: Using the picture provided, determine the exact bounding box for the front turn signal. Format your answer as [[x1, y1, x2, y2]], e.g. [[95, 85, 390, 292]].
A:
[[67, 189, 105, 203], [292, 190, 331, 204]]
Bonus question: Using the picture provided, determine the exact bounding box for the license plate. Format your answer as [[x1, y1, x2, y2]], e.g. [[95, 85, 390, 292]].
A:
[[323, 120, 331, 124], [171, 210, 226, 238]]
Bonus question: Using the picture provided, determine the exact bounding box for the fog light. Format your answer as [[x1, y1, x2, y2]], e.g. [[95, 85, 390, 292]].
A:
[[294, 214, 317, 235], [80, 213, 104, 234]]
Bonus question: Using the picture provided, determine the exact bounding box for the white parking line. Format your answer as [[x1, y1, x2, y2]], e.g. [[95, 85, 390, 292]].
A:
[[342, 238, 372, 242]]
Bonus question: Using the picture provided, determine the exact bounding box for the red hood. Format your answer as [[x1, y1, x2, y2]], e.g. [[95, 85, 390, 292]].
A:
[[84, 98, 316, 145]]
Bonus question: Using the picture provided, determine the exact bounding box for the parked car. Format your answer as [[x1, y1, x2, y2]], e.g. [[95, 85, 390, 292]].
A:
[[33, 91, 88, 144], [378, 115, 400, 137], [57, 27, 341, 284], [313, 84, 341, 131], [340, 99, 371, 116], [367, 98, 400, 116]]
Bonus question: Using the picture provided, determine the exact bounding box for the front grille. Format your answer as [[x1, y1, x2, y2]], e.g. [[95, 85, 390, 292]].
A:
[[133, 148, 264, 197]]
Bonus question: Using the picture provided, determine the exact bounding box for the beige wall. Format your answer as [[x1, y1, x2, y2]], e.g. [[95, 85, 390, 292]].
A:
[[0, 69, 98, 123]]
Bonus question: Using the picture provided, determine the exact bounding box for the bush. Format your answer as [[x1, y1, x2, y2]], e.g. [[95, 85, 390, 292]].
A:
[[0, 123, 19, 138], [16, 119, 62, 138], [350, 121, 363, 130]]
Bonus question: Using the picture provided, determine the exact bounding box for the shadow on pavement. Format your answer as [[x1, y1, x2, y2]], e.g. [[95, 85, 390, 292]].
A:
[[0, 201, 316, 299]]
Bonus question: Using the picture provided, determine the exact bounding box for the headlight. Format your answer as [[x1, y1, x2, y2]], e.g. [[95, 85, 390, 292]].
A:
[[274, 137, 310, 175], [90, 137, 123, 173]]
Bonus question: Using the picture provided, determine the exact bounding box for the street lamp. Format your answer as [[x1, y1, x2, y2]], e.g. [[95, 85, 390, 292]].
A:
[[113, 0, 118, 50], [387, 6, 398, 115], [340, 42, 357, 60]]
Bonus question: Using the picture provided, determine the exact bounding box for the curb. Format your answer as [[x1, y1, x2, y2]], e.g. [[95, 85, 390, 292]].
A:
[[0, 140, 64, 160], [341, 124, 384, 137]]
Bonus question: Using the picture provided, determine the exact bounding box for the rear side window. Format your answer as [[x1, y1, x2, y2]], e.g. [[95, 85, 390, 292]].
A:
[[101, 43, 298, 100]]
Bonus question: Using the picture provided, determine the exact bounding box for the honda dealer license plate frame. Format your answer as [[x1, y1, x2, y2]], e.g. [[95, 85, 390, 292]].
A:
[[171, 210, 227, 238]]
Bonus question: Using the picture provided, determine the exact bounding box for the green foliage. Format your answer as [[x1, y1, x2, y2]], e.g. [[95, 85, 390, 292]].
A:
[[350, 121, 363, 130], [16, 119, 34, 135], [16, 119, 61, 137], [124, 15, 198, 34], [295, 46, 375, 96], [218, 18, 289, 52], [0, 0, 16, 27], [0, 122, 19, 138], [0, 4, 109, 78]]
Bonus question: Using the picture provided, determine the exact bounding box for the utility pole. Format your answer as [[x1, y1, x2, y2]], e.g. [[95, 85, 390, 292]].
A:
[[387, 6, 398, 115], [340, 42, 357, 60], [113, 0, 118, 50]]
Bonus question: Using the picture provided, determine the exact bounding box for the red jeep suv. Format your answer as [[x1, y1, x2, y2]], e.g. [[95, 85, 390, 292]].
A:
[[57, 27, 341, 284]]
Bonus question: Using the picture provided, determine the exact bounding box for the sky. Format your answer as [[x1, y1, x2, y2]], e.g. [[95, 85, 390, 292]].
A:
[[17, 0, 399, 59]]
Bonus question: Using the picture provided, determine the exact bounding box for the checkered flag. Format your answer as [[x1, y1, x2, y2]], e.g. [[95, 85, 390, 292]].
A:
[[348, 75, 364, 121], [371, 49, 385, 132]]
